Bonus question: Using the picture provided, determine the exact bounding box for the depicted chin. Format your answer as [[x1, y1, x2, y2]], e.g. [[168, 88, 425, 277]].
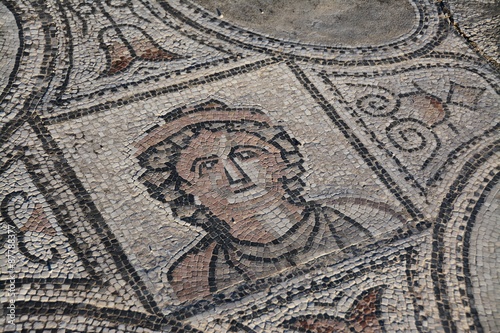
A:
[[222, 190, 284, 213], [230, 184, 289, 204]]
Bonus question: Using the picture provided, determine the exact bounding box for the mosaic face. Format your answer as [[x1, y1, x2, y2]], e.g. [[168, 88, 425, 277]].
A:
[[3, 0, 500, 331], [177, 130, 285, 204], [176, 129, 294, 240]]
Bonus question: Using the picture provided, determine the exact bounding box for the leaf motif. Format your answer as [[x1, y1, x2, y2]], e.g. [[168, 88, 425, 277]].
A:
[[100, 25, 184, 76], [282, 287, 384, 333], [20, 203, 56, 236]]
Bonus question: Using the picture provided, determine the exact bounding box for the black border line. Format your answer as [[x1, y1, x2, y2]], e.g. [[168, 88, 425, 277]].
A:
[[324, 61, 500, 94], [171, 246, 416, 329], [0, 0, 24, 104], [279, 285, 388, 333], [405, 246, 425, 333], [51, 0, 241, 105], [319, 62, 500, 195], [461, 171, 500, 333], [2, 1, 496, 330], [431, 141, 499, 333], [49, 0, 500, 107], [320, 74, 429, 197], [26, 114, 165, 317], [168, 231, 422, 320], [51, 0, 75, 106], [44, 56, 280, 123], [1, 123, 200, 332], [20, 151, 100, 279], [0, 152, 100, 280], [0, 0, 58, 148], [440, 1, 500, 71], [4, 301, 203, 333], [426, 124, 499, 189], [135, 0, 234, 55], [53, 54, 244, 105], [156, 0, 448, 66], [0, 278, 96, 290], [286, 60, 424, 221]]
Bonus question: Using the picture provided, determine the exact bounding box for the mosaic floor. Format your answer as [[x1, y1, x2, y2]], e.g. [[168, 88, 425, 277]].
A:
[[1, 0, 499, 332]]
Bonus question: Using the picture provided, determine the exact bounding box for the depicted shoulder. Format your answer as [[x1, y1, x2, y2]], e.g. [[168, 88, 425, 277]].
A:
[[314, 197, 408, 238], [167, 239, 217, 301], [315, 204, 373, 247]]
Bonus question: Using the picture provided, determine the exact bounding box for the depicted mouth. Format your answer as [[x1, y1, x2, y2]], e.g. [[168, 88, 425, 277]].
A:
[[232, 184, 257, 194]]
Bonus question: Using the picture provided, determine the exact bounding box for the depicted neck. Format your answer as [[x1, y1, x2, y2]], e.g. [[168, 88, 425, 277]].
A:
[[221, 195, 306, 243]]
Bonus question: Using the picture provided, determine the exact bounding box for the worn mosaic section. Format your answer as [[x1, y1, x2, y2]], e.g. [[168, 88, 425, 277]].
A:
[[0, 0, 499, 332], [448, 0, 500, 64]]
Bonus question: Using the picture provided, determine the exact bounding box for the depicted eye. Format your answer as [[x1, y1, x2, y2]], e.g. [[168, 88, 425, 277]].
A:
[[198, 158, 219, 176], [232, 146, 265, 161], [234, 150, 258, 160]]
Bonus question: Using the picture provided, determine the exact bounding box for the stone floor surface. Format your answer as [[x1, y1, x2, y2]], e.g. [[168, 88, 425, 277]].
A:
[[0, 0, 499, 332]]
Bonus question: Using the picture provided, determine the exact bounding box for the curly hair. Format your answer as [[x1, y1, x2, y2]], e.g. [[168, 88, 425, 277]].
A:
[[136, 117, 306, 222]]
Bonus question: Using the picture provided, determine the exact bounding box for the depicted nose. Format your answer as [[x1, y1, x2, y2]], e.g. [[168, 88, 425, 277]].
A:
[[223, 159, 250, 185]]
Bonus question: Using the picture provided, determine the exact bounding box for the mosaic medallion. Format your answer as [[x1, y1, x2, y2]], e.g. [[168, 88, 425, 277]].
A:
[[0, 0, 499, 332]]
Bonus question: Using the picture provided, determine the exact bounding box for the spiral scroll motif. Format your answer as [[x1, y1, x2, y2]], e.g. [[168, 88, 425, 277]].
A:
[[356, 88, 399, 117], [386, 118, 437, 153], [1, 191, 60, 264]]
